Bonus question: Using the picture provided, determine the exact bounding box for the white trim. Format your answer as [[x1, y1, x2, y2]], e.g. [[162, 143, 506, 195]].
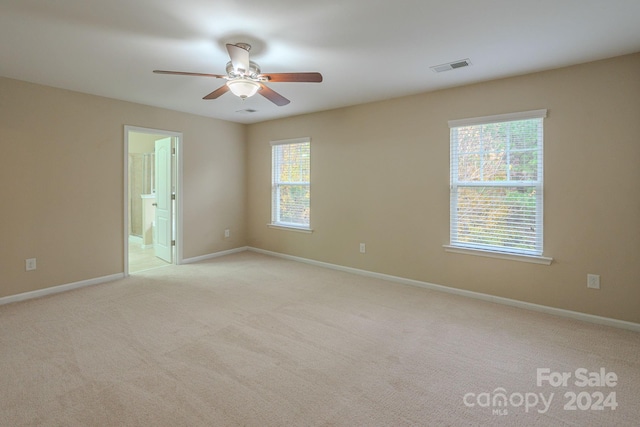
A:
[[271, 140, 311, 228], [175, 133, 184, 266], [443, 245, 553, 265], [181, 246, 249, 264], [449, 113, 546, 257], [267, 223, 314, 233], [124, 126, 184, 276], [0, 273, 124, 306], [448, 109, 547, 128], [247, 247, 639, 333], [270, 136, 310, 146], [124, 128, 129, 276]]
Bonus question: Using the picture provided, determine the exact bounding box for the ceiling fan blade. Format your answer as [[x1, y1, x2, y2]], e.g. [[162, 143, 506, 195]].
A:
[[153, 70, 226, 78], [203, 84, 230, 100], [260, 72, 323, 83], [258, 84, 290, 106], [226, 44, 251, 74]]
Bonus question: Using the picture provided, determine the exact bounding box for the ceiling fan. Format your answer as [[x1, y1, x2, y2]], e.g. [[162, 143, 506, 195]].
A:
[[153, 43, 323, 106]]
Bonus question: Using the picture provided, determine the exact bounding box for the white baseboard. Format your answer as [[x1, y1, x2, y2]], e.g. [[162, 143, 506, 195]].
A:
[[247, 247, 640, 333], [4, 247, 637, 333], [182, 246, 249, 264], [0, 273, 125, 306]]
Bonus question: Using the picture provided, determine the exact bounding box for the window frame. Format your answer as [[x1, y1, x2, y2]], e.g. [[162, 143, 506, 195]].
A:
[[269, 137, 312, 232], [445, 109, 552, 265]]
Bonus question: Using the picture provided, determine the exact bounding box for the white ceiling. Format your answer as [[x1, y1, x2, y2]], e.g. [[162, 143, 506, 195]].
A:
[[2, 0, 639, 124]]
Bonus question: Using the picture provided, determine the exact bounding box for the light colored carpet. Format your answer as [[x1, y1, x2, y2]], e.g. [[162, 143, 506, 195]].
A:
[[1, 251, 639, 426]]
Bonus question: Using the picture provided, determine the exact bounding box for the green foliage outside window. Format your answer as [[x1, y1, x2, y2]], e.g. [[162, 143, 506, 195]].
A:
[[273, 142, 310, 226], [452, 118, 543, 254]]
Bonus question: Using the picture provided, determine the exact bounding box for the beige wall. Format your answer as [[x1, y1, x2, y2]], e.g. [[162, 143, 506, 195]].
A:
[[2, 53, 639, 325], [247, 53, 640, 324], [0, 77, 246, 298]]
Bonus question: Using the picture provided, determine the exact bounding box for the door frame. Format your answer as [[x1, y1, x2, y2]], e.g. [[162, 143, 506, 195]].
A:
[[124, 125, 183, 276]]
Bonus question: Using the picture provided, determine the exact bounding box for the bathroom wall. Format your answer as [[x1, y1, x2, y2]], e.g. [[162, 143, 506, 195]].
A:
[[128, 133, 158, 237]]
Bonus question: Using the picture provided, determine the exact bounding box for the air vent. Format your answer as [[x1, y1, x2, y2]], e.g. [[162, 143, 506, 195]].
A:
[[430, 59, 471, 73], [236, 108, 258, 113]]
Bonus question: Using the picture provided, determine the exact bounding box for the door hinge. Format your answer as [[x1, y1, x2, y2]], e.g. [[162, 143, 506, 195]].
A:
[[171, 194, 176, 200], [172, 148, 176, 155], [172, 240, 176, 246]]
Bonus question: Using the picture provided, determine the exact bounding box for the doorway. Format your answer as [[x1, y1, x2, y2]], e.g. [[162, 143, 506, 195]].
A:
[[124, 126, 182, 275]]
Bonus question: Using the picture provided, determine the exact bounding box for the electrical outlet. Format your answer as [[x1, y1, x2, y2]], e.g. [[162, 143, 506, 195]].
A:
[[224, 229, 230, 238], [359, 243, 366, 254], [587, 274, 600, 289], [25, 258, 37, 271]]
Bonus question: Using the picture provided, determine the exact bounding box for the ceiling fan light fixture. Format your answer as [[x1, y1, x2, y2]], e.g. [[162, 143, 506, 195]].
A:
[[227, 78, 260, 99], [154, 41, 322, 106]]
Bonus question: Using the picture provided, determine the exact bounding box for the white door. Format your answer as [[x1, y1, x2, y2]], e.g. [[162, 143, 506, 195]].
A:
[[154, 137, 173, 262]]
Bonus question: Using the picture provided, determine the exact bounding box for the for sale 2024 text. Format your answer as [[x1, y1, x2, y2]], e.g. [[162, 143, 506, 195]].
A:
[[537, 368, 618, 411]]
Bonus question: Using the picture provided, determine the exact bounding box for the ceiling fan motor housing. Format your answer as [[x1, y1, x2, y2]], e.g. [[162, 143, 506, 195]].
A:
[[226, 61, 263, 80]]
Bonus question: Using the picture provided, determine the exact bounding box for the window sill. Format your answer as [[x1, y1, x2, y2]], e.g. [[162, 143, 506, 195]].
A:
[[443, 245, 553, 265], [268, 224, 314, 233]]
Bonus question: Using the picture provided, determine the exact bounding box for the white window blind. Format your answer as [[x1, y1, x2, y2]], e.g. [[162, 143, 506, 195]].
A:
[[271, 137, 311, 229], [449, 110, 546, 256]]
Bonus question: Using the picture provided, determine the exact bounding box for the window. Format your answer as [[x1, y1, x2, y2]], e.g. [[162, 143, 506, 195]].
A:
[[270, 137, 311, 230], [448, 110, 547, 259]]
